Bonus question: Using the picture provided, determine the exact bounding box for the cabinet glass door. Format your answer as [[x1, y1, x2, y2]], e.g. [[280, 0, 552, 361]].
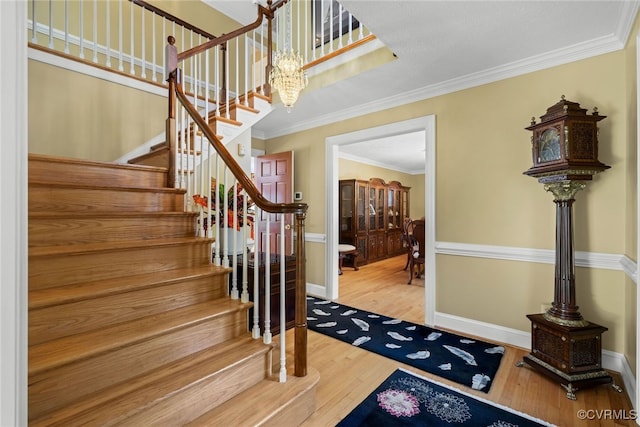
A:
[[369, 187, 376, 230], [387, 189, 395, 230], [340, 184, 353, 233], [357, 185, 366, 231], [377, 188, 385, 230]]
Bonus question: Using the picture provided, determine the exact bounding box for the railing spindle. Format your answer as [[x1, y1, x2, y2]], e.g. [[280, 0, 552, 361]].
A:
[[214, 155, 221, 265], [129, 1, 134, 73], [263, 214, 272, 344], [118, 0, 123, 70], [241, 192, 249, 303], [252, 211, 261, 338], [279, 218, 287, 383], [105, 0, 111, 67], [31, 0, 37, 43], [231, 180, 239, 300], [140, 6, 146, 78], [79, 0, 84, 58], [49, 0, 54, 49], [64, 0, 70, 53]]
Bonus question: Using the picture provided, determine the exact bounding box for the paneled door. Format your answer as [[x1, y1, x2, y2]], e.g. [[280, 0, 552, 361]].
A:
[[254, 151, 294, 255]]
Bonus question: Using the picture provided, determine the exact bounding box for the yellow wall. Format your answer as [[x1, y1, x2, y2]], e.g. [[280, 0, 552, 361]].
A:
[[265, 47, 635, 356], [28, 3, 638, 365]]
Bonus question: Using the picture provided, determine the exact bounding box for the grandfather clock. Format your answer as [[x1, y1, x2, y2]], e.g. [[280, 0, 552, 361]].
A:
[[516, 96, 622, 399]]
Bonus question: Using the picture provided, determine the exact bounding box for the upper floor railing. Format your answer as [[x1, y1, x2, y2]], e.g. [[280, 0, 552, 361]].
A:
[[28, 0, 374, 92]]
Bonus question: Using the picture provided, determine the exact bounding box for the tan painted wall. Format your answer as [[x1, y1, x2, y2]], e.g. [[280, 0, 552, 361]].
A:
[[28, 60, 166, 161], [265, 46, 635, 356], [28, 2, 638, 364], [28, 0, 242, 161]]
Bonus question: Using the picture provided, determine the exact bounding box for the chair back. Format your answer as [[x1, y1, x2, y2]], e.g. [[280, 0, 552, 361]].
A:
[[410, 219, 426, 262]]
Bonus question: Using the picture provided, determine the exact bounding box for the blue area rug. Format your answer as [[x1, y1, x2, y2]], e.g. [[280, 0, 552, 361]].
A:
[[307, 296, 505, 393], [337, 368, 555, 426]]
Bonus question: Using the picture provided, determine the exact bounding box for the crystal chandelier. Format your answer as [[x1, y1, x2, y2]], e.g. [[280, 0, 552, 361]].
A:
[[269, 1, 307, 112]]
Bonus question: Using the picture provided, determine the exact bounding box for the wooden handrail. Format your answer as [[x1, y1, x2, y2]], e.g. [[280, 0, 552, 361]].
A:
[[177, 0, 288, 63], [171, 74, 307, 217], [169, 71, 309, 376], [131, 0, 217, 40]]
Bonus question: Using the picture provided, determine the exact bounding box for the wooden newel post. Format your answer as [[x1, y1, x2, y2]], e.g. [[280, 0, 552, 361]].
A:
[[166, 35, 178, 188], [294, 211, 307, 377]]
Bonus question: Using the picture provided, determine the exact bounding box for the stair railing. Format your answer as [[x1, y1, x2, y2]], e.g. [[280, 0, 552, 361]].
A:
[[166, 0, 310, 380]]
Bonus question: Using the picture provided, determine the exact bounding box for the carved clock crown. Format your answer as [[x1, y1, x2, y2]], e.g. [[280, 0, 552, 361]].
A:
[[524, 95, 609, 183]]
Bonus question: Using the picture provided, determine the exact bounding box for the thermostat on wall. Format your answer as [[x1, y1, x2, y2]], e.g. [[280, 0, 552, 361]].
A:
[[294, 192, 303, 201]]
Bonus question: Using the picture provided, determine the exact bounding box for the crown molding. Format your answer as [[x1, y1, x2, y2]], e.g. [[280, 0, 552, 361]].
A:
[[338, 151, 421, 175], [264, 30, 630, 139]]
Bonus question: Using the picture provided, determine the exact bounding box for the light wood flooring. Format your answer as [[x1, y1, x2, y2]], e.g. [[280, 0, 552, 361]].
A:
[[285, 255, 634, 426]]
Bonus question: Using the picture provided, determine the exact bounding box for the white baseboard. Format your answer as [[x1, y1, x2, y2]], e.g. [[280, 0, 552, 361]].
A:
[[436, 311, 636, 407]]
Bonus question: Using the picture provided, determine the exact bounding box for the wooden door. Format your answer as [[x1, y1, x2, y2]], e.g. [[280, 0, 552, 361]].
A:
[[254, 151, 294, 255]]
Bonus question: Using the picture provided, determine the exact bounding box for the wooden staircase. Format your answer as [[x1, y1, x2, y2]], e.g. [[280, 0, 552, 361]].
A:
[[27, 154, 318, 426], [126, 93, 270, 169]]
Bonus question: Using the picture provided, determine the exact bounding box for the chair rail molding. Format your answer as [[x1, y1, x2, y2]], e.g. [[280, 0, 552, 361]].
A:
[[436, 241, 635, 277]]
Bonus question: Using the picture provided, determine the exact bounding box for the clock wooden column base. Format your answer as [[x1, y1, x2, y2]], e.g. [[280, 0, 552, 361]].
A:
[[516, 313, 622, 400]]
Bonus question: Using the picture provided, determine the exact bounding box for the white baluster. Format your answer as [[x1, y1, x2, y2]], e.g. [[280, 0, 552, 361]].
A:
[[251, 29, 256, 95], [223, 169, 230, 267], [214, 155, 221, 265], [64, 0, 69, 53], [252, 212, 261, 338], [215, 44, 219, 115], [151, 11, 156, 81], [231, 180, 239, 300], [263, 214, 272, 344], [118, 0, 123, 71], [105, 0, 111, 67], [311, 0, 317, 61], [235, 37, 239, 106], [244, 34, 248, 106], [31, 0, 38, 43], [140, 6, 146, 78], [49, 0, 54, 49], [241, 191, 249, 303], [161, 19, 165, 79], [78, 0, 84, 58], [225, 42, 229, 119], [348, 11, 354, 44], [279, 217, 287, 383], [129, 1, 134, 74]]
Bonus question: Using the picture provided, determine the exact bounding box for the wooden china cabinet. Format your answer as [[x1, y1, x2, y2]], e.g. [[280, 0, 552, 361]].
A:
[[339, 178, 410, 265]]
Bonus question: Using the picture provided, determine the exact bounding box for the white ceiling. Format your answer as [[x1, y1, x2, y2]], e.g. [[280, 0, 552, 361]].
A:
[[206, 0, 639, 174]]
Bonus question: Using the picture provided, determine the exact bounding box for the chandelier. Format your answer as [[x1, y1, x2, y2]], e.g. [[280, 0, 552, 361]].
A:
[[269, 1, 307, 112]]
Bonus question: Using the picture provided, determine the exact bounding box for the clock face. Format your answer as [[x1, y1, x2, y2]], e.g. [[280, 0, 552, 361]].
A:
[[538, 127, 561, 163]]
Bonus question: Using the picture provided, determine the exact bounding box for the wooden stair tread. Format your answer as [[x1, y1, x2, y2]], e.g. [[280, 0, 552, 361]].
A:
[[29, 211, 199, 219], [29, 299, 253, 376], [31, 336, 271, 427], [188, 367, 320, 426], [29, 264, 231, 309], [28, 153, 167, 173], [29, 236, 215, 257], [28, 180, 181, 193]]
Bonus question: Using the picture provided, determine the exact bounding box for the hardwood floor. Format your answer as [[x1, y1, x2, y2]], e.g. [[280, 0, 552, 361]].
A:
[[287, 255, 634, 426]]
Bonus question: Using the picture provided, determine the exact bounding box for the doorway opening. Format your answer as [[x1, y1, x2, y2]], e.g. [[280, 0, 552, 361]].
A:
[[325, 115, 437, 325]]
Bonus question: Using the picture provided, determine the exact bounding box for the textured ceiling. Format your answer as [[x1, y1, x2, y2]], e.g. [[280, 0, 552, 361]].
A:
[[206, 0, 638, 173]]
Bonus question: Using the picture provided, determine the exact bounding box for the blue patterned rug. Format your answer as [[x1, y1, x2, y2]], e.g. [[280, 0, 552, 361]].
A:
[[307, 296, 505, 393], [337, 368, 555, 426]]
